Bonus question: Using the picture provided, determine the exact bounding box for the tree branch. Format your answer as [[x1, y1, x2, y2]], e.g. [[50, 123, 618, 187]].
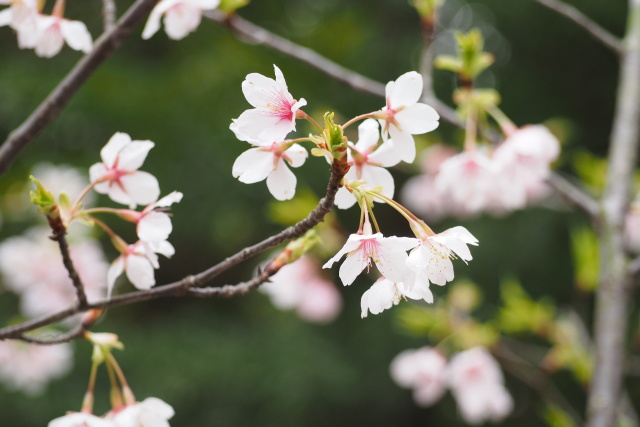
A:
[[529, 0, 623, 54], [0, 0, 159, 176], [204, 10, 386, 97], [50, 227, 89, 309], [0, 157, 347, 342], [587, 0, 640, 425], [547, 172, 599, 218], [102, 0, 117, 32]]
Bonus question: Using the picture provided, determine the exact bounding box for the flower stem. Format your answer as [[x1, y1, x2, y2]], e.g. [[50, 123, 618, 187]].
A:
[[486, 105, 517, 137], [342, 112, 377, 130], [299, 111, 323, 133], [71, 181, 99, 213]]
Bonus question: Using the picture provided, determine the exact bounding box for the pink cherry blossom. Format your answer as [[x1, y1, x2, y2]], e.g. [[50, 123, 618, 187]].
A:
[[406, 226, 478, 288], [447, 347, 513, 424], [232, 142, 307, 201], [118, 192, 183, 243], [49, 412, 114, 427], [377, 71, 439, 163], [107, 240, 174, 296], [335, 119, 401, 209], [231, 65, 307, 144], [142, 0, 220, 40], [0, 227, 108, 319], [323, 231, 418, 286], [390, 346, 448, 407], [109, 397, 174, 427], [0, 340, 72, 395], [260, 255, 342, 323], [33, 14, 92, 58], [89, 132, 160, 209]]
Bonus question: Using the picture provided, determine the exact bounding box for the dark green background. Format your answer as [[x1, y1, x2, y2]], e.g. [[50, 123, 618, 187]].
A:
[[0, 0, 631, 425]]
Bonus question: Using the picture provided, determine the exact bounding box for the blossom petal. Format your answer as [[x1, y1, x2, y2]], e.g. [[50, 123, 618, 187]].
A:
[[125, 255, 155, 290], [164, 4, 201, 40], [89, 163, 108, 186], [233, 109, 283, 143], [338, 250, 367, 286], [283, 144, 307, 168], [119, 171, 161, 207], [388, 71, 423, 107], [232, 148, 274, 184], [107, 257, 124, 298], [138, 212, 172, 242], [395, 103, 440, 134], [152, 191, 183, 208], [101, 133, 131, 167], [0, 9, 12, 27], [60, 19, 92, 53], [266, 159, 297, 200], [334, 187, 357, 210], [242, 72, 281, 107], [360, 278, 400, 317], [368, 140, 402, 168], [117, 140, 155, 172], [354, 119, 380, 153], [388, 125, 416, 163], [361, 165, 395, 200]]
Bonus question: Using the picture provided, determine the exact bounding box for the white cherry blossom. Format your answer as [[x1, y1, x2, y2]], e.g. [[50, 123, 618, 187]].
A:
[[323, 230, 418, 286], [107, 240, 174, 296], [377, 71, 439, 163], [335, 119, 401, 209], [260, 255, 342, 323], [447, 347, 513, 424], [0, 340, 72, 395], [406, 226, 478, 288], [390, 346, 448, 407], [49, 412, 114, 427], [0, 0, 40, 49], [142, 0, 220, 40], [120, 191, 183, 243], [33, 14, 92, 58], [231, 65, 307, 144], [232, 142, 307, 201], [89, 132, 160, 209], [360, 277, 403, 317], [110, 397, 174, 427]]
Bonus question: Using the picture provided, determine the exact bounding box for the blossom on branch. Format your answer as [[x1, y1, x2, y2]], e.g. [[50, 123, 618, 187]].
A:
[[390, 346, 448, 407], [232, 142, 307, 201], [89, 132, 160, 209], [231, 65, 307, 144], [335, 119, 401, 210], [109, 397, 175, 427], [376, 71, 439, 163], [142, 0, 220, 40], [117, 191, 183, 243], [33, 14, 92, 58]]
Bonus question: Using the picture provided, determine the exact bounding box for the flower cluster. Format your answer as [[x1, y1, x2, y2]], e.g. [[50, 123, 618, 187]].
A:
[[390, 346, 513, 424], [260, 255, 342, 323], [404, 125, 560, 218], [0, 0, 92, 57]]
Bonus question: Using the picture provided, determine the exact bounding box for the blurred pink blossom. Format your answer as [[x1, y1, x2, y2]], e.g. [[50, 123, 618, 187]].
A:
[[389, 346, 447, 407]]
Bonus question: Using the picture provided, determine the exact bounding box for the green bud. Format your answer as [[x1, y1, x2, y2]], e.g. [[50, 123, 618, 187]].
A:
[[411, 0, 444, 21], [29, 176, 56, 214], [434, 29, 494, 82], [323, 112, 347, 159], [218, 0, 250, 14], [285, 230, 321, 263]]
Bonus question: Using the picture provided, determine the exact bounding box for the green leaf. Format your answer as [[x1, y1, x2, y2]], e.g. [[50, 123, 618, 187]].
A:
[[29, 176, 56, 214]]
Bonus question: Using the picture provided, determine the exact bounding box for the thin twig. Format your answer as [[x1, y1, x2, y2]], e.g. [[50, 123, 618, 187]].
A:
[[102, 0, 117, 32], [19, 325, 85, 345], [204, 10, 386, 97], [547, 173, 599, 218], [587, 0, 640, 425], [0, 157, 347, 342], [50, 228, 89, 309], [0, 0, 159, 176], [529, 0, 623, 54]]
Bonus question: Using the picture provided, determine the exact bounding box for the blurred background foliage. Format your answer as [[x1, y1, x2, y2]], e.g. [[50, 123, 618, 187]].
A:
[[0, 0, 635, 425]]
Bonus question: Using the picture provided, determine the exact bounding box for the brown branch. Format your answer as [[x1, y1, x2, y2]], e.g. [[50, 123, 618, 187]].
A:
[[204, 10, 386, 98], [587, 0, 640, 425], [102, 0, 117, 32], [0, 0, 159, 176], [20, 325, 85, 345], [529, 0, 623, 54], [0, 157, 347, 342], [49, 226, 89, 309]]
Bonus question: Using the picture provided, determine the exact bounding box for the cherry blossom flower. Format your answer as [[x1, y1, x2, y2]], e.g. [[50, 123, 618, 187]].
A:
[[360, 277, 403, 317], [107, 240, 174, 296], [435, 150, 497, 215], [323, 231, 418, 286], [232, 142, 307, 201], [335, 119, 401, 209], [33, 14, 92, 58], [376, 71, 439, 163], [390, 346, 448, 407], [231, 65, 307, 144], [447, 347, 513, 424], [118, 192, 183, 243], [406, 226, 478, 288], [0, 340, 72, 395], [49, 412, 114, 427], [109, 397, 175, 427], [0, 0, 40, 49], [142, 0, 220, 40], [260, 255, 342, 323], [0, 227, 108, 319], [89, 132, 160, 209]]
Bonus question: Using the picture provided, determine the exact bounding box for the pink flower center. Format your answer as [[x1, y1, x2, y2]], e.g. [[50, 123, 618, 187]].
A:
[[359, 238, 382, 264], [264, 91, 295, 122]]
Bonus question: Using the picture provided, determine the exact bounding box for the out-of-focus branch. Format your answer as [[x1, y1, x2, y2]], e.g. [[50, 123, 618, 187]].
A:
[[20, 325, 85, 345], [492, 342, 583, 425], [0, 0, 159, 176], [547, 173, 599, 218], [102, 0, 117, 32], [529, 0, 623, 54], [0, 157, 347, 342], [587, 1, 640, 424], [204, 10, 386, 97]]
